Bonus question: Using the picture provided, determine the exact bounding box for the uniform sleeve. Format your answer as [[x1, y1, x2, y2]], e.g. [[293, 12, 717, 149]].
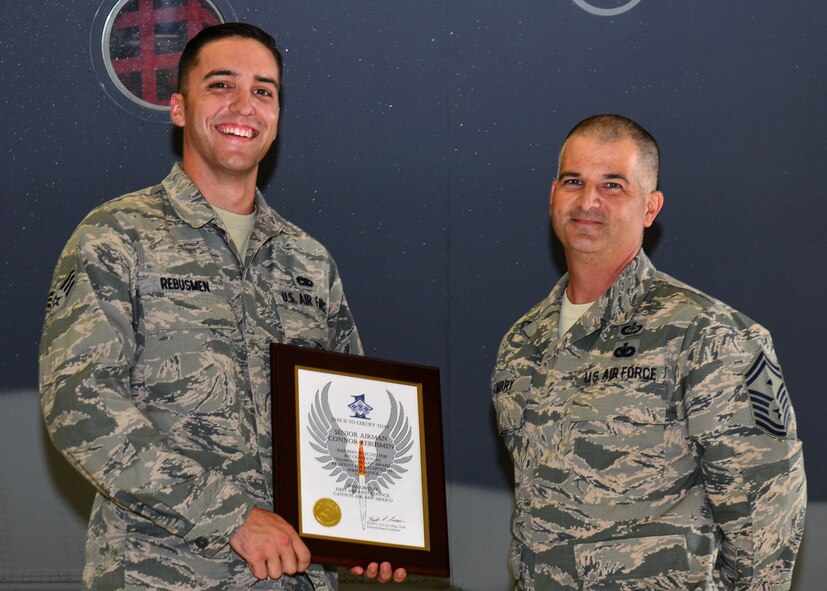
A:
[[492, 322, 534, 449], [325, 255, 363, 355], [491, 318, 543, 584], [39, 211, 255, 557], [680, 315, 806, 590]]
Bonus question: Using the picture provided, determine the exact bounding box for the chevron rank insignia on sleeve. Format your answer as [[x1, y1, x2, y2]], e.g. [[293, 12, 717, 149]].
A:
[[45, 266, 77, 313], [744, 350, 792, 438]]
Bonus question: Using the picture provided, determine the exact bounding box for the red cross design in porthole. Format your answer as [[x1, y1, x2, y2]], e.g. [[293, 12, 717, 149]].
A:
[[92, 0, 235, 120]]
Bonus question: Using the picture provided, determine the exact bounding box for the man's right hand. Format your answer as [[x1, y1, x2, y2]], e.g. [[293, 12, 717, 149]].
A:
[[229, 506, 311, 580]]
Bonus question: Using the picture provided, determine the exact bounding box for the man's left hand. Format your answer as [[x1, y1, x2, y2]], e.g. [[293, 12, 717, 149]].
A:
[[350, 562, 407, 583]]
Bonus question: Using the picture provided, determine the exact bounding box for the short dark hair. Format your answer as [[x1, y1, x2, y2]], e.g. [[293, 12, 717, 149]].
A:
[[177, 22, 283, 93], [559, 114, 660, 193]]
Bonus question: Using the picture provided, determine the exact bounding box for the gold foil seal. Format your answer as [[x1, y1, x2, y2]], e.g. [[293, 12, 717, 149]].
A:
[[313, 498, 341, 527]]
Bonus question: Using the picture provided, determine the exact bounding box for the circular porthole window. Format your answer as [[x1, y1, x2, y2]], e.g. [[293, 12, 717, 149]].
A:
[[91, 0, 236, 121], [572, 0, 642, 17]]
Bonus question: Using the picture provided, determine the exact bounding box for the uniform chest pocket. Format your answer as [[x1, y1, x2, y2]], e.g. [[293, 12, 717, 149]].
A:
[[137, 292, 239, 416], [141, 292, 237, 333], [138, 272, 236, 333], [564, 385, 673, 502], [276, 306, 327, 349]]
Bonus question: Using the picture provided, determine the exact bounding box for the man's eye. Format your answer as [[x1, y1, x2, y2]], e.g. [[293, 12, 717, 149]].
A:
[[604, 182, 622, 190], [209, 82, 229, 89], [254, 88, 272, 97]]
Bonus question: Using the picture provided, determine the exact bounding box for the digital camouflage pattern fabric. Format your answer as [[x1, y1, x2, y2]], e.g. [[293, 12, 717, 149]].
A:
[[40, 164, 362, 590], [492, 251, 805, 590]]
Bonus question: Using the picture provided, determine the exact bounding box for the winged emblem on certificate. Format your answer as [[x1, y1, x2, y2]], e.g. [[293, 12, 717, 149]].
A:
[[307, 382, 414, 529]]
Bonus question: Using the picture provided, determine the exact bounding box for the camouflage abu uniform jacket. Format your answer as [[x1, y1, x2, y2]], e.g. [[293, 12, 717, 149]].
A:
[[40, 164, 362, 591], [492, 251, 805, 591]]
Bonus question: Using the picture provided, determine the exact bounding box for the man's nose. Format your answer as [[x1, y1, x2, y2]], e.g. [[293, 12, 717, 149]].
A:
[[578, 183, 601, 209], [230, 89, 255, 115]]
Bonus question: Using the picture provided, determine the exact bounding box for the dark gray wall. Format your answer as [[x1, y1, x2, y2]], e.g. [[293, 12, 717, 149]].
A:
[[3, 0, 826, 510]]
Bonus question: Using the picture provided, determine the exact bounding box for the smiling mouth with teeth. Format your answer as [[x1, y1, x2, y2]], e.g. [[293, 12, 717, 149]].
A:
[[217, 125, 258, 139]]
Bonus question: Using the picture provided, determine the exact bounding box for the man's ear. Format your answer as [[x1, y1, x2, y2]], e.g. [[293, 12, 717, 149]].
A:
[[644, 190, 664, 228], [169, 93, 186, 128]]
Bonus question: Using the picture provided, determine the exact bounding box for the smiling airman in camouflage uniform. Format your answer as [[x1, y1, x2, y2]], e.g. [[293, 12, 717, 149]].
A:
[[40, 164, 358, 590], [39, 22, 403, 591], [493, 115, 805, 590]]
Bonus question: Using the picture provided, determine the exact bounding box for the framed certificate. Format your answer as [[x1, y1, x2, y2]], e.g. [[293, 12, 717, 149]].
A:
[[270, 344, 450, 577]]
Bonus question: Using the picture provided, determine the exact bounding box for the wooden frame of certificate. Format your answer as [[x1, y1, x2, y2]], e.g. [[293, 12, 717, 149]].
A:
[[270, 343, 450, 577]]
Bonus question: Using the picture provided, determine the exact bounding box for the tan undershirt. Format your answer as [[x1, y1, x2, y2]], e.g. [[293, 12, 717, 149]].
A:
[[559, 289, 595, 338], [213, 205, 256, 260]]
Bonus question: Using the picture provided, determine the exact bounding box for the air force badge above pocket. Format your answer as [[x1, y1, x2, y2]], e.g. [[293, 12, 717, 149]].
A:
[[274, 279, 328, 349]]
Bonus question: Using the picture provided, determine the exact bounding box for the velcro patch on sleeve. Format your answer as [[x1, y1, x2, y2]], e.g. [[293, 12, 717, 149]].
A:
[[45, 266, 77, 314], [744, 350, 792, 438]]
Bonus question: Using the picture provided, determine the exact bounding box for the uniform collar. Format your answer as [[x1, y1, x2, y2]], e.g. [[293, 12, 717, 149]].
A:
[[598, 249, 656, 327], [538, 250, 656, 348], [162, 163, 284, 239]]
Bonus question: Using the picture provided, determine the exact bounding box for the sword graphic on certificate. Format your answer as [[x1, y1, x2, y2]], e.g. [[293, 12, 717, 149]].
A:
[[358, 440, 367, 529]]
